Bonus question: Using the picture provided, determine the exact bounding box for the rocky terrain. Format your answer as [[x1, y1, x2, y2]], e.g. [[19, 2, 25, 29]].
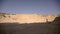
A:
[[0, 13, 59, 23], [0, 13, 60, 34]]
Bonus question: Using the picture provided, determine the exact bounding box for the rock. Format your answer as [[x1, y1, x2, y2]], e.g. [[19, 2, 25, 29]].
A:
[[0, 14, 59, 24]]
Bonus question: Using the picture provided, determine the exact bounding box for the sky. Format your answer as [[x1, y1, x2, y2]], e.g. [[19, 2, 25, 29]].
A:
[[0, 0, 60, 14]]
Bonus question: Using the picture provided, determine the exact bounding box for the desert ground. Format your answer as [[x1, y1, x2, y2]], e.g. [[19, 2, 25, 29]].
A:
[[0, 14, 59, 23], [0, 14, 60, 34]]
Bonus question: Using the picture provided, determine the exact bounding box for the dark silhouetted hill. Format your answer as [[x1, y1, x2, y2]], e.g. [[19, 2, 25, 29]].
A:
[[53, 16, 60, 22]]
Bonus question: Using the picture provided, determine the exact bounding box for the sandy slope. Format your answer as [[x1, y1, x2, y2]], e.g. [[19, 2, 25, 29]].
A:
[[0, 14, 58, 23]]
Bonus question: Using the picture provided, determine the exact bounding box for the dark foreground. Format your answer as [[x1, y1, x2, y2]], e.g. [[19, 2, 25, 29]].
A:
[[0, 22, 60, 34]]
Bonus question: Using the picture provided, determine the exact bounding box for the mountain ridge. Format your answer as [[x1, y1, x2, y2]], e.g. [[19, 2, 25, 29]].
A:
[[0, 14, 59, 23]]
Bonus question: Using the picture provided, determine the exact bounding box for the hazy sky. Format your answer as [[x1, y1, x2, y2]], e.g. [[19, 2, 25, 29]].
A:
[[0, 0, 60, 14]]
